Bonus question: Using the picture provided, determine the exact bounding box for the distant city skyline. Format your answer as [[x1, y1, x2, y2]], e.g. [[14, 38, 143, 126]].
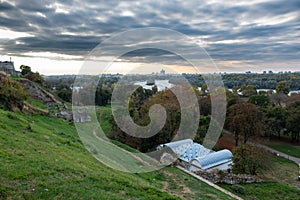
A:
[[0, 0, 299, 75]]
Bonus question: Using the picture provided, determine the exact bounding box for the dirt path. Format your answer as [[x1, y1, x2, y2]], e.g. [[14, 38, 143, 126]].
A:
[[163, 170, 194, 196]]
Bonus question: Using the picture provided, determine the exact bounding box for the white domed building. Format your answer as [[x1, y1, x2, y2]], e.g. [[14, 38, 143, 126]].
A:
[[157, 139, 233, 172]]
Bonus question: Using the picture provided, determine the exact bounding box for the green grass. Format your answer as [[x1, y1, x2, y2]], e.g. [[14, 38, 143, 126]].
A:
[[219, 153, 300, 200], [0, 108, 234, 199], [267, 144, 300, 158], [96, 105, 113, 133], [257, 155, 300, 188], [96, 106, 140, 153], [10, 75, 26, 81], [220, 182, 300, 200], [26, 98, 48, 110]]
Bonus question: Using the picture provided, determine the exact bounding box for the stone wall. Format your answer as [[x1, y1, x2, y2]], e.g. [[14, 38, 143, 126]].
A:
[[0, 61, 17, 75], [195, 170, 263, 184]]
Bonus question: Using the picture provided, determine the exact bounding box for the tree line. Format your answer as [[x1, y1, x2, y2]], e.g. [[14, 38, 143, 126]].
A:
[[183, 73, 300, 90]]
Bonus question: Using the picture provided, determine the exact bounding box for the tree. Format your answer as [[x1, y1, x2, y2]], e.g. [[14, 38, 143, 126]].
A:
[[0, 72, 28, 111], [248, 94, 271, 111], [227, 102, 264, 146], [198, 96, 211, 116], [240, 85, 257, 97], [269, 93, 288, 106], [24, 72, 45, 85], [20, 65, 32, 76], [201, 84, 208, 95], [56, 85, 72, 102], [151, 85, 158, 94], [194, 115, 211, 144], [266, 106, 288, 138], [276, 81, 290, 95], [226, 89, 239, 108], [20, 65, 45, 85], [232, 86, 239, 95], [110, 86, 199, 152], [286, 101, 300, 142], [233, 144, 270, 175]]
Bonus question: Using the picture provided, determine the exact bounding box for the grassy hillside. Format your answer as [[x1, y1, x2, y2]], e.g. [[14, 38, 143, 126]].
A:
[[220, 182, 300, 200], [26, 98, 48, 110], [0, 108, 234, 200], [220, 155, 300, 199], [267, 144, 300, 158]]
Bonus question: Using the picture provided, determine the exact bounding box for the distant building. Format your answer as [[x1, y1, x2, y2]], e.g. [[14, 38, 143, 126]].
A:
[[157, 139, 233, 172], [160, 69, 166, 75], [0, 61, 18, 75]]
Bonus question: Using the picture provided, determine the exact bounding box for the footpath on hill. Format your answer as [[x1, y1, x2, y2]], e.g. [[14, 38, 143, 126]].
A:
[[256, 144, 300, 165]]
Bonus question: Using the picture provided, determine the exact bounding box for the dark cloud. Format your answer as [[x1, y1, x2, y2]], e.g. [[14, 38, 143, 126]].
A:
[[0, 1, 14, 11], [0, 0, 299, 69]]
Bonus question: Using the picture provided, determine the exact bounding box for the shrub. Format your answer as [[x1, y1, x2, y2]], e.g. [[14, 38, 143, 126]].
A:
[[0, 72, 28, 111]]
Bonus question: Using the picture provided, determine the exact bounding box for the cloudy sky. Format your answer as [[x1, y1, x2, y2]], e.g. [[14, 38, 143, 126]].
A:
[[0, 0, 299, 74]]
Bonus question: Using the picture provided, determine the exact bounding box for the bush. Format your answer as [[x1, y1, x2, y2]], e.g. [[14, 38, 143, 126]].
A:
[[233, 144, 271, 175], [0, 72, 28, 111], [24, 72, 45, 85]]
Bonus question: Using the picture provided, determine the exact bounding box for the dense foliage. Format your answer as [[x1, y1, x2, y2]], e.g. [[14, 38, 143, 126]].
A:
[[227, 102, 264, 146], [20, 65, 45, 85], [0, 72, 28, 111], [45, 74, 300, 145], [233, 144, 270, 175], [183, 73, 300, 90]]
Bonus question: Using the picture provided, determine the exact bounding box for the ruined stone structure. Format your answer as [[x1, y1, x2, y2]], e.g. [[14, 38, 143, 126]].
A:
[[195, 170, 263, 184], [0, 61, 18, 75], [73, 108, 92, 123]]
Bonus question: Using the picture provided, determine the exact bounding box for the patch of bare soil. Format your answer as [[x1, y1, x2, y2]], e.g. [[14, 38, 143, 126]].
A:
[[162, 171, 195, 198]]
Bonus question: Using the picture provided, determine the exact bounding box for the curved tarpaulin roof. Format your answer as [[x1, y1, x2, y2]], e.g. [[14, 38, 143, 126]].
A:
[[191, 149, 233, 170], [160, 139, 193, 156], [180, 143, 211, 162]]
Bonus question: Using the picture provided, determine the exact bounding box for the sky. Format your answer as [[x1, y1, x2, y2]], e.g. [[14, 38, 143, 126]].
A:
[[0, 0, 299, 75]]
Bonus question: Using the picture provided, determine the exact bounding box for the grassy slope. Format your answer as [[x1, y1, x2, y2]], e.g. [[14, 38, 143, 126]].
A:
[[0, 108, 234, 200], [267, 144, 300, 158], [259, 155, 300, 188], [220, 182, 300, 200], [98, 106, 300, 199], [26, 98, 48, 110], [219, 155, 300, 200]]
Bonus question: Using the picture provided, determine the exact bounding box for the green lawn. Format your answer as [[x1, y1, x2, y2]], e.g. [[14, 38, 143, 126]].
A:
[[96, 105, 113, 133], [267, 144, 300, 158], [257, 155, 300, 189], [219, 153, 300, 199], [10, 75, 26, 81], [220, 182, 300, 200], [26, 98, 48, 110], [0, 108, 234, 199]]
